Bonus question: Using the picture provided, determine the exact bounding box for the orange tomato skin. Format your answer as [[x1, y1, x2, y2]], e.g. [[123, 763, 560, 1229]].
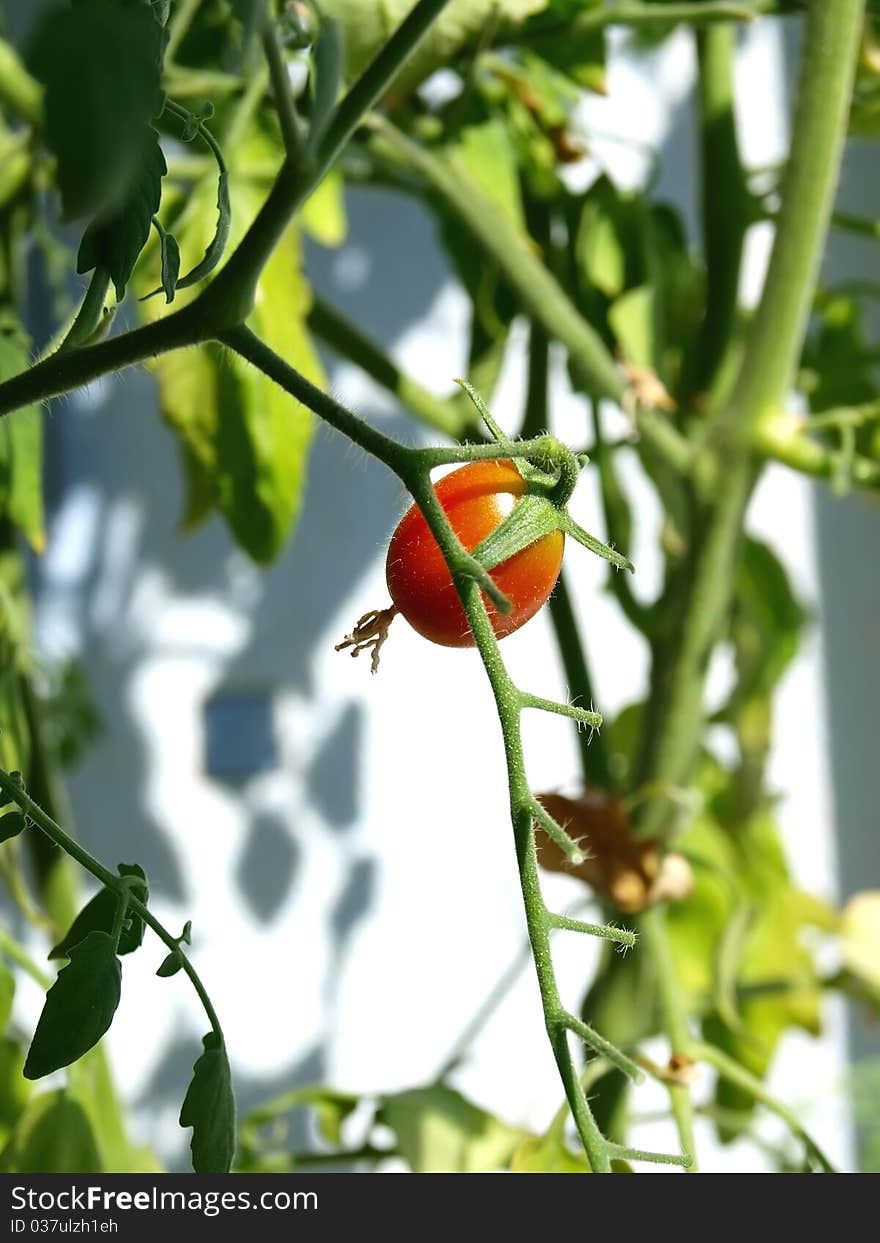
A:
[[385, 460, 565, 648]]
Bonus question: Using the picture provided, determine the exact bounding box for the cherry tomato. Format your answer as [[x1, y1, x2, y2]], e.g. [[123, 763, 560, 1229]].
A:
[[385, 459, 564, 648]]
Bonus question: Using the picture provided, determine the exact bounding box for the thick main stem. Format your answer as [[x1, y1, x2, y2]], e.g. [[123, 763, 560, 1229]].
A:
[[636, 0, 864, 816]]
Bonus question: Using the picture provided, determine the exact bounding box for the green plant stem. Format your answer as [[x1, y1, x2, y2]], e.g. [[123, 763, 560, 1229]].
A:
[[637, 0, 866, 819], [755, 417, 880, 489], [691, 1040, 835, 1172], [565, 1, 776, 34], [307, 295, 472, 437], [694, 21, 748, 397], [0, 768, 224, 1042], [638, 906, 698, 1170], [262, 21, 306, 168], [713, 0, 866, 447], [57, 269, 111, 355]]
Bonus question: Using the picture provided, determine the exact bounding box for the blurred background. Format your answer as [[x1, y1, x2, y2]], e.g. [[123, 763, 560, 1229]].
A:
[[2, 2, 878, 1171]]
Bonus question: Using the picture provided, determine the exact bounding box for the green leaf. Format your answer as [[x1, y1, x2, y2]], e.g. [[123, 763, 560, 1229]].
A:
[[0, 325, 45, 552], [446, 110, 525, 232], [0, 811, 25, 843], [140, 137, 320, 562], [49, 864, 148, 960], [0, 1037, 30, 1131], [154, 217, 181, 304], [510, 1131, 590, 1172], [156, 949, 183, 978], [609, 285, 656, 370], [322, 0, 547, 93], [179, 1032, 235, 1173], [76, 128, 167, 299], [299, 169, 348, 247], [0, 1090, 102, 1173], [378, 1085, 525, 1173], [28, 0, 164, 222], [840, 892, 880, 1001], [24, 932, 122, 1080], [174, 168, 230, 292], [524, 0, 606, 93]]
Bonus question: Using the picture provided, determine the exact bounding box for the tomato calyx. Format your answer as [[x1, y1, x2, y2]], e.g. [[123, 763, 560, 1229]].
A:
[[334, 605, 398, 674]]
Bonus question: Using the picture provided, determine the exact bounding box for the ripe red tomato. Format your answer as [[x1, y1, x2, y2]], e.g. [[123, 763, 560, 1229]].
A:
[[385, 459, 564, 648]]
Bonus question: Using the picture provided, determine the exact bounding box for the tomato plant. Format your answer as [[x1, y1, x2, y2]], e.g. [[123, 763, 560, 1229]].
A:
[[0, 0, 877, 1181]]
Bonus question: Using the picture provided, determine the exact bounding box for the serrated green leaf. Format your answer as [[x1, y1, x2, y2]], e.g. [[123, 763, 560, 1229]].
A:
[[175, 168, 229, 291], [77, 128, 167, 299], [179, 1032, 235, 1173], [0, 1090, 102, 1173], [28, 0, 164, 223], [24, 932, 121, 1080], [378, 1084, 525, 1173], [49, 864, 148, 960], [0, 326, 44, 552], [155, 219, 181, 304]]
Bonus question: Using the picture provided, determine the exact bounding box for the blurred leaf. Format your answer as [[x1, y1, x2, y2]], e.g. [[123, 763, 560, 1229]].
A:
[[28, 0, 164, 223], [840, 891, 880, 1002], [139, 130, 320, 562], [180, 1031, 235, 1173], [803, 294, 877, 412], [446, 109, 525, 231], [321, 0, 547, 95], [0, 1090, 102, 1173], [523, 0, 606, 93], [729, 537, 807, 706], [49, 864, 148, 960], [0, 324, 44, 552], [24, 932, 121, 1080], [609, 285, 655, 369], [0, 1037, 30, 1131], [0, 963, 13, 1035], [300, 169, 348, 247], [378, 1085, 525, 1173], [314, 1092, 359, 1146], [77, 129, 167, 298], [666, 787, 835, 1142], [510, 1130, 590, 1172]]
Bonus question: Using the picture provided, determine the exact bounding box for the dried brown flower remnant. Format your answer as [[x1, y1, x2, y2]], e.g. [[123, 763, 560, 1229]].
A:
[[535, 789, 693, 913]]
